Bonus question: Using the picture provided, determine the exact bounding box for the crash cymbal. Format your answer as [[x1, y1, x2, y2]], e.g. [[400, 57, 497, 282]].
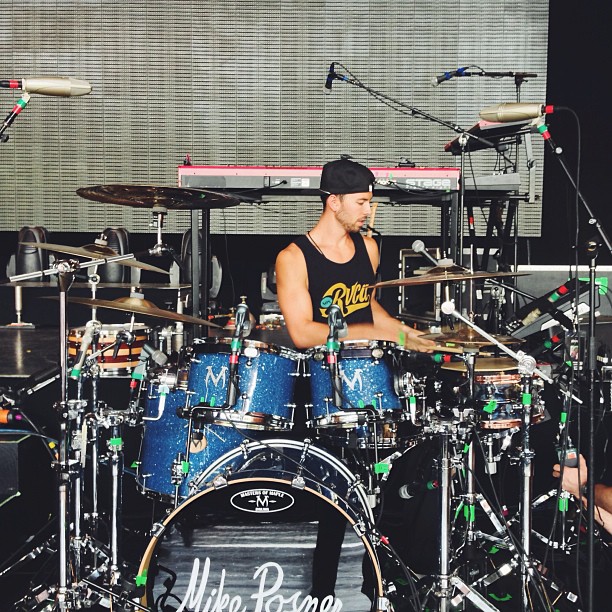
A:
[[441, 357, 518, 373], [76, 184, 240, 210], [20, 242, 169, 275], [45, 295, 220, 327], [371, 265, 528, 288], [421, 327, 523, 348]]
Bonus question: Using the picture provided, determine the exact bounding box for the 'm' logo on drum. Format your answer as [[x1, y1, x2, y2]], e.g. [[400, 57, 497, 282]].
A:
[[231, 488, 295, 513], [205, 366, 227, 388], [341, 368, 364, 391]]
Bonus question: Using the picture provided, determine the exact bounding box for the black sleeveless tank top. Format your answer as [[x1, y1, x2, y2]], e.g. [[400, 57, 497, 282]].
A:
[[294, 232, 374, 324]]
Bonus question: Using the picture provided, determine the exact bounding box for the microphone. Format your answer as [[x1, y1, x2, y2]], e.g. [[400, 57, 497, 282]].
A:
[[324, 62, 336, 93], [141, 343, 168, 367], [479, 102, 556, 123], [398, 479, 439, 499], [327, 304, 348, 338], [326, 304, 345, 408], [0, 77, 92, 97], [70, 321, 101, 379], [411, 239, 440, 267], [431, 67, 469, 86]]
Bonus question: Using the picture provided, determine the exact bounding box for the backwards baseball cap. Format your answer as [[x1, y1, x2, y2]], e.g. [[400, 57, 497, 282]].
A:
[[319, 159, 375, 195]]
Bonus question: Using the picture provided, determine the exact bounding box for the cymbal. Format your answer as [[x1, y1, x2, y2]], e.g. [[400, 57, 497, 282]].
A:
[[76, 184, 240, 210], [441, 357, 518, 373], [20, 242, 169, 275], [46, 295, 220, 327], [371, 265, 528, 288], [421, 327, 523, 348]]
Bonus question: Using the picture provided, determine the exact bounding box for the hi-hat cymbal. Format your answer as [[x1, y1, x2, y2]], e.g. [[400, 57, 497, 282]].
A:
[[371, 265, 528, 288], [441, 357, 518, 372], [20, 242, 169, 275], [421, 327, 523, 348], [46, 295, 220, 327], [76, 184, 240, 210]]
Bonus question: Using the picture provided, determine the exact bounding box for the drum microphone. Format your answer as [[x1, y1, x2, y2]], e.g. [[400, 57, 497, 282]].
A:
[[327, 304, 348, 338], [411, 240, 440, 267], [398, 479, 439, 499], [70, 320, 101, 379], [227, 302, 250, 408], [326, 304, 346, 408], [141, 343, 168, 367], [0, 77, 92, 97]]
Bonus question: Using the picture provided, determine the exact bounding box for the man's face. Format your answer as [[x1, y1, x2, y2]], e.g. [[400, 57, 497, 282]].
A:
[[331, 192, 373, 233]]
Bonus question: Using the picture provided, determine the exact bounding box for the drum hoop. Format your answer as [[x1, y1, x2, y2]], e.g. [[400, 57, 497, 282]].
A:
[[190, 438, 373, 518], [192, 337, 302, 361], [137, 473, 383, 608], [69, 322, 149, 334], [307, 339, 396, 358]]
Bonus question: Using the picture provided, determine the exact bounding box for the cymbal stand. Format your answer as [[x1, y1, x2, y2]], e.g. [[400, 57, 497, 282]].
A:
[[6, 254, 147, 610], [423, 414, 499, 611]]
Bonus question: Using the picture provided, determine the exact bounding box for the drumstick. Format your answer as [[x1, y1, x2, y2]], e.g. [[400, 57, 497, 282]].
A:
[[366, 202, 378, 237]]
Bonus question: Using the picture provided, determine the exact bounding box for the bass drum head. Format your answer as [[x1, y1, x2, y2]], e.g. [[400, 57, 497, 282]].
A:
[[137, 440, 383, 611]]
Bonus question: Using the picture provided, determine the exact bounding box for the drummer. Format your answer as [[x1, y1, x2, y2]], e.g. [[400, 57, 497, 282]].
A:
[[275, 157, 436, 353], [275, 158, 436, 606]]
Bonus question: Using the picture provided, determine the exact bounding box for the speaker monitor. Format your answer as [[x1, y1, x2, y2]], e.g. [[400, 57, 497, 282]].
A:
[[15, 226, 50, 278], [98, 227, 130, 283]]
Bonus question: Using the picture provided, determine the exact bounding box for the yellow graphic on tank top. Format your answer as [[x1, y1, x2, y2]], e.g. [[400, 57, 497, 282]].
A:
[[319, 282, 371, 318]]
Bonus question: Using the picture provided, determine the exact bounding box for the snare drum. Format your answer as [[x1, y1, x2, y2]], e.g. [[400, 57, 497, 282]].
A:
[[440, 360, 546, 429], [473, 372, 546, 429], [68, 323, 149, 377], [137, 439, 383, 611], [186, 337, 302, 431], [136, 368, 246, 500]]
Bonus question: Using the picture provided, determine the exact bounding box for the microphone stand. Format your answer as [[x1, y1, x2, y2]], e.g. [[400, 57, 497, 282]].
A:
[[537, 120, 612, 611], [328, 65, 521, 276]]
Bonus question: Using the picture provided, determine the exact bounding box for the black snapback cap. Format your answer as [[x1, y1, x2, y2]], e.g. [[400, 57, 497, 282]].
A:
[[319, 159, 375, 195]]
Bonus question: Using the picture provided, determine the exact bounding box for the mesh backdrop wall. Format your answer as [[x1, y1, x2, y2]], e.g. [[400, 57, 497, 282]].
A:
[[0, 0, 548, 237]]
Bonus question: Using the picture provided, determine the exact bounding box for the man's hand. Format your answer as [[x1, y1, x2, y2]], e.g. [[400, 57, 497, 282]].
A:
[[400, 327, 437, 353]]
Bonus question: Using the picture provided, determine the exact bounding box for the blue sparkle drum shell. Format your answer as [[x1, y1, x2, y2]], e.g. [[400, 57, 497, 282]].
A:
[[306, 340, 405, 429], [136, 369, 247, 501], [187, 337, 302, 431], [137, 439, 383, 611]]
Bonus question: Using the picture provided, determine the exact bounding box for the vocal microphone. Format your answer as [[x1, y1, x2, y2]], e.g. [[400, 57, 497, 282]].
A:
[[70, 321, 101, 379], [479, 102, 559, 123], [0, 77, 92, 97], [365, 225, 382, 237], [398, 479, 439, 499], [324, 62, 336, 93], [431, 67, 469, 87]]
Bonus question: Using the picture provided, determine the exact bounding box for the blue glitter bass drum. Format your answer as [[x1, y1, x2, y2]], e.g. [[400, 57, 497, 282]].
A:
[[136, 439, 386, 612], [136, 365, 247, 501], [186, 337, 302, 431]]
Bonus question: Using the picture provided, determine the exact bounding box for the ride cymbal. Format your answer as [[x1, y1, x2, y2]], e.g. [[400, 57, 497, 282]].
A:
[[371, 265, 527, 288], [76, 184, 240, 210], [19, 241, 169, 275], [46, 295, 220, 327]]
